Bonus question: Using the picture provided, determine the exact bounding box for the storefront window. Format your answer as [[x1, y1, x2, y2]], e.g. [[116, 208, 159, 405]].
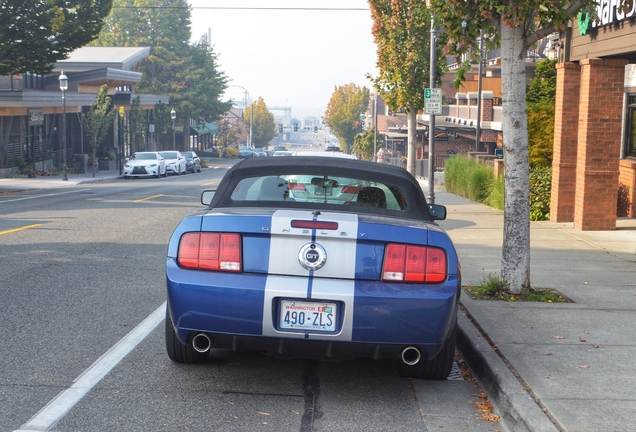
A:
[[629, 96, 636, 158]]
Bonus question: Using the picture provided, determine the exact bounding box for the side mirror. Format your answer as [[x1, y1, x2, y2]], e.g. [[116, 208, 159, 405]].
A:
[[428, 204, 447, 221], [201, 190, 216, 206]]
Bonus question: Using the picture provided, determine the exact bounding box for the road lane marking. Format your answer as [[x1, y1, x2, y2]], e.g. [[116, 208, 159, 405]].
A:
[[15, 302, 166, 432], [0, 189, 91, 204], [200, 181, 216, 186], [133, 194, 164, 203], [0, 224, 42, 236]]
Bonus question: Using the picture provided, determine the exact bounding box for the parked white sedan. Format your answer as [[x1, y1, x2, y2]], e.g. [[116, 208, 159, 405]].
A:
[[159, 151, 187, 175], [123, 152, 167, 179]]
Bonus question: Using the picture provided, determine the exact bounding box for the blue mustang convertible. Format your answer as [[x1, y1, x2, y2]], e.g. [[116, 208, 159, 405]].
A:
[[166, 156, 461, 379]]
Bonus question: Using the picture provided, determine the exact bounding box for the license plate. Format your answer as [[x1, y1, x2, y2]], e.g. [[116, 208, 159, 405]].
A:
[[314, 186, 333, 196], [279, 300, 337, 332]]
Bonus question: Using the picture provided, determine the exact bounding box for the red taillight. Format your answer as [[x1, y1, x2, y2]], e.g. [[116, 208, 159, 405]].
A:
[[291, 220, 338, 230], [178, 233, 242, 272], [341, 185, 360, 194], [382, 243, 447, 283], [289, 182, 306, 191]]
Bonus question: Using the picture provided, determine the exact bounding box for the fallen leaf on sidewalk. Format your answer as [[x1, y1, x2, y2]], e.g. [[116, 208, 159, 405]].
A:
[[257, 412, 270, 416], [473, 401, 493, 412], [580, 365, 590, 369], [546, 352, 553, 356], [476, 390, 488, 399], [555, 336, 565, 339], [579, 338, 587, 342], [492, 344, 498, 350], [584, 282, 588, 285], [591, 344, 604, 348], [481, 413, 501, 422]]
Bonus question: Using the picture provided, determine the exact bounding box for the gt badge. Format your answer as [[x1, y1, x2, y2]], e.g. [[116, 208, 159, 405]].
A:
[[298, 242, 327, 271]]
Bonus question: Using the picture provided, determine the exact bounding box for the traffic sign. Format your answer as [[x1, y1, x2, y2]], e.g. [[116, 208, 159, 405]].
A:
[[425, 88, 442, 115]]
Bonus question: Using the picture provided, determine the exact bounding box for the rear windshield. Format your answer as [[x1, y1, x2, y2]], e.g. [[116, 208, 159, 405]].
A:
[[230, 175, 408, 211], [132, 153, 157, 160]]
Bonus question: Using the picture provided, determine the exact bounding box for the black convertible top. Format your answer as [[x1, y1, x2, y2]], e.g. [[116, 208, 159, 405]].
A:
[[209, 156, 433, 221]]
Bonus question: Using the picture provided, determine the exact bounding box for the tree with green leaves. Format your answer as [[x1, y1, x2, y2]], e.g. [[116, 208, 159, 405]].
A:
[[430, 0, 598, 294], [0, 0, 113, 75], [152, 101, 174, 151], [323, 84, 370, 153], [527, 59, 557, 167], [353, 128, 384, 161], [91, 0, 231, 147], [368, 0, 446, 175], [245, 97, 277, 148], [81, 85, 116, 177], [126, 96, 147, 153]]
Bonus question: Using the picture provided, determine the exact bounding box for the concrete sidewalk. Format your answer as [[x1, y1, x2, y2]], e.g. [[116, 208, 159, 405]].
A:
[[433, 189, 636, 431], [0, 170, 122, 192]]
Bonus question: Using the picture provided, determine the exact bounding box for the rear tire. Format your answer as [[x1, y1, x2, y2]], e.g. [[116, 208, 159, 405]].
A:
[[399, 322, 456, 380], [165, 308, 208, 363]]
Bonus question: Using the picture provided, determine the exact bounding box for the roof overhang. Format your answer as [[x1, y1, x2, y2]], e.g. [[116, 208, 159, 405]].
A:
[[54, 46, 151, 72]]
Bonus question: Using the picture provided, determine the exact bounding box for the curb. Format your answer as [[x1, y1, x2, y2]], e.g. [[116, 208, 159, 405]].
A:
[[456, 311, 559, 432]]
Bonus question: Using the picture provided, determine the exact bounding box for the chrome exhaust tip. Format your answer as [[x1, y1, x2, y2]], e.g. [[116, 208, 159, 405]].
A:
[[192, 333, 212, 353], [400, 346, 421, 365]]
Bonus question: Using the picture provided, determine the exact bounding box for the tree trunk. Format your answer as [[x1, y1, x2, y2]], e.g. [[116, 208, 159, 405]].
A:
[[407, 104, 417, 175], [500, 23, 531, 294]]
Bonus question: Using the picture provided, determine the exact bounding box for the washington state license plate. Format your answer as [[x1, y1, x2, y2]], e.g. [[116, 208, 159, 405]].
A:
[[279, 300, 337, 332]]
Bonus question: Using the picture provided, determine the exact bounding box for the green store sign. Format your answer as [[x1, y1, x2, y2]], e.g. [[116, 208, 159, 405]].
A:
[[579, 0, 636, 36]]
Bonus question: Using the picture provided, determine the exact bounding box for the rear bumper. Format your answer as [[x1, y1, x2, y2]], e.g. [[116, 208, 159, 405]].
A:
[[187, 332, 432, 362], [166, 259, 460, 361]]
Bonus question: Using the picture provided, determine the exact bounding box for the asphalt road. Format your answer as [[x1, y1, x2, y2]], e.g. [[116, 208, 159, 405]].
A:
[[0, 163, 506, 431]]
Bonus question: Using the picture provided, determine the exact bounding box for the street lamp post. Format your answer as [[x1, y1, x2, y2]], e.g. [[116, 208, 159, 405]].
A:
[[171, 109, 176, 150], [59, 71, 68, 181], [372, 93, 378, 162]]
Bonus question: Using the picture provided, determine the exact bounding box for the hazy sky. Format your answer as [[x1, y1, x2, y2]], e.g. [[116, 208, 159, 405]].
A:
[[188, 0, 378, 120]]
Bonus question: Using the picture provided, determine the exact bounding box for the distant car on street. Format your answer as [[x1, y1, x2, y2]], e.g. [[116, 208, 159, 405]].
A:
[[325, 145, 342, 152], [182, 151, 202, 173], [272, 151, 294, 157], [123, 151, 167, 179], [293, 151, 356, 159], [271, 145, 287, 152], [254, 148, 268, 157], [159, 151, 187, 175], [238, 146, 256, 158]]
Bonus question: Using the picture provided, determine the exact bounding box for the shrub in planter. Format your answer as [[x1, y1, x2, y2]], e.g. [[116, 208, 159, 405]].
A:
[[223, 148, 239, 158]]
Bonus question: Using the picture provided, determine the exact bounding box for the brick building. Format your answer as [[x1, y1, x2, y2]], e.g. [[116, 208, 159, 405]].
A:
[[551, 1, 636, 229]]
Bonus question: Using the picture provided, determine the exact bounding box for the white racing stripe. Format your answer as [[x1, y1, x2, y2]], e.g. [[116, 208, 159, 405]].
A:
[[262, 210, 357, 341], [15, 302, 166, 432]]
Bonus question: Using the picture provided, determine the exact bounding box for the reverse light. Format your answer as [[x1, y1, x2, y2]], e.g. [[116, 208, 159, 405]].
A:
[[382, 243, 447, 283], [178, 232, 242, 272]]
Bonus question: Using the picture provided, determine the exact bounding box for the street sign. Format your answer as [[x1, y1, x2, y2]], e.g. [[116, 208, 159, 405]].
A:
[[495, 148, 503, 159], [424, 88, 442, 115]]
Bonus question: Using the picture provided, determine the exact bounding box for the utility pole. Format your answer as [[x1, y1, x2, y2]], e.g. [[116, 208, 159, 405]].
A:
[[427, 8, 437, 204], [475, 29, 484, 152]]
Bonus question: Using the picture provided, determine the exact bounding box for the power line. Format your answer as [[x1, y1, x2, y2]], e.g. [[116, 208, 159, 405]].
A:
[[112, 6, 368, 10]]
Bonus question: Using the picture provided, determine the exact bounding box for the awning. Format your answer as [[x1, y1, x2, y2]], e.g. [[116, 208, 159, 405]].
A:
[[190, 122, 219, 135], [382, 132, 408, 139]]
